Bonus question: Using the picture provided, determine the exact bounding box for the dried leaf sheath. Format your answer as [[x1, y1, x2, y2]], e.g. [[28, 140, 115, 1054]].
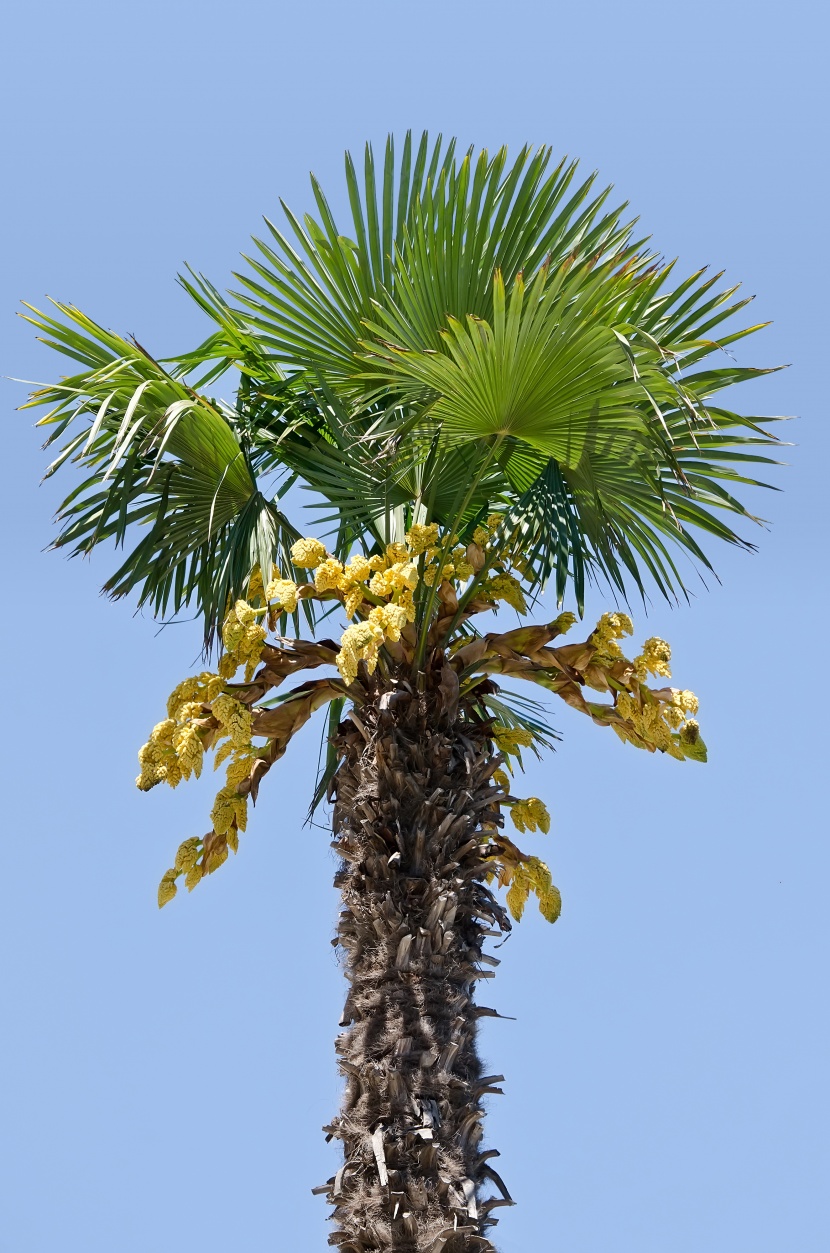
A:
[[324, 658, 513, 1253]]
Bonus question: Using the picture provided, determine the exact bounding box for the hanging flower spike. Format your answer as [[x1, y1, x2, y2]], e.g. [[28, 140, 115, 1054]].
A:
[[221, 599, 266, 680], [483, 572, 527, 613], [509, 797, 551, 835], [211, 693, 253, 749], [336, 620, 386, 685], [137, 666, 228, 792], [503, 855, 561, 924]]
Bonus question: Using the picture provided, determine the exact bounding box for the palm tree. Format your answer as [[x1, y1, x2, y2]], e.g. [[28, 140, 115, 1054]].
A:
[[23, 134, 780, 1253]]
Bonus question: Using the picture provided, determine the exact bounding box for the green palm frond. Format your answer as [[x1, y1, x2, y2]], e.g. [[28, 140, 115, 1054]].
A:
[[21, 302, 302, 642], [220, 133, 782, 604], [228, 134, 619, 383], [22, 133, 784, 641]]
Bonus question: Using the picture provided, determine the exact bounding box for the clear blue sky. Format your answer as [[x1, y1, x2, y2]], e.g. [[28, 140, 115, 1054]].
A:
[[2, 2, 827, 1250]]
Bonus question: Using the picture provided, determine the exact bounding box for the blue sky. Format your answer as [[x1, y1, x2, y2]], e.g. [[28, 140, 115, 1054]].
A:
[[2, 1, 827, 1249]]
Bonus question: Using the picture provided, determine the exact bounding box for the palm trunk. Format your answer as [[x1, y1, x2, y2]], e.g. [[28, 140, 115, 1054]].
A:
[[319, 651, 514, 1252]]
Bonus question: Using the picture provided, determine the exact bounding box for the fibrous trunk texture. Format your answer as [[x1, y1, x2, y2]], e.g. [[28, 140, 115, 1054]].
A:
[[319, 654, 513, 1253]]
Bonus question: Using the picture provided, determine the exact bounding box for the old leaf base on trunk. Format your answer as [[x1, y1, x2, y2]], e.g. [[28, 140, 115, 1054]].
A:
[[321, 652, 515, 1253]]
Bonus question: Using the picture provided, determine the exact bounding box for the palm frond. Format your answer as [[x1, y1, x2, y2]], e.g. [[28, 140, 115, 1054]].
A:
[[23, 134, 784, 634], [21, 302, 301, 643]]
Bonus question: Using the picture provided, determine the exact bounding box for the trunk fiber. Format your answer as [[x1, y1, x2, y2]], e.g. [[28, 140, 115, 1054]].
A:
[[319, 656, 513, 1253]]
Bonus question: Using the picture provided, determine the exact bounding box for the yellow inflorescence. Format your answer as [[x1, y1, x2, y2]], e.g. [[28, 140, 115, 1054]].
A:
[[591, 611, 634, 659], [368, 603, 409, 642], [369, 560, 419, 597], [343, 554, 372, 584], [405, 522, 439, 554], [146, 522, 705, 918], [265, 577, 299, 615], [336, 620, 385, 685], [613, 685, 699, 760], [137, 668, 230, 791], [504, 855, 561, 924], [290, 537, 327, 569], [510, 796, 551, 835], [211, 693, 253, 749], [633, 635, 672, 680], [279, 519, 538, 685], [482, 572, 526, 614], [492, 725, 534, 755], [222, 599, 267, 681], [422, 561, 455, 588], [140, 589, 278, 906], [313, 558, 345, 593]]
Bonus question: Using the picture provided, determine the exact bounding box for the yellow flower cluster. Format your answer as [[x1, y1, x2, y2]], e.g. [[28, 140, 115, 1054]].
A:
[[314, 558, 347, 593], [265, 576, 299, 615], [405, 522, 439, 554], [211, 693, 253, 749], [369, 602, 409, 641], [344, 554, 372, 583], [614, 686, 700, 760], [369, 560, 419, 597], [211, 777, 249, 838], [286, 513, 532, 677], [504, 856, 561, 924], [166, 672, 225, 718], [510, 796, 551, 835], [336, 620, 384, 685], [473, 514, 503, 547], [591, 611, 634, 658], [482, 572, 527, 613], [157, 835, 207, 904], [137, 670, 225, 790], [423, 558, 455, 587], [633, 636, 672, 679], [290, 537, 328, 569], [221, 599, 267, 680], [284, 533, 444, 682], [659, 688, 700, 729], [673, 689, 699, 714], [553, 610, 578, 635], [146, 587, 283, 906], [492, 725, 534, 754]]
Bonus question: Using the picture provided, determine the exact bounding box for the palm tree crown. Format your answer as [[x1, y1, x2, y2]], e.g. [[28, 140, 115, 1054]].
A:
[[25, 132, 779, 647]]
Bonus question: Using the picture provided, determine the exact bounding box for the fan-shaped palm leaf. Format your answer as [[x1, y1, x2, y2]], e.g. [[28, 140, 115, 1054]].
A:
[[22, 133, 783, 640]]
